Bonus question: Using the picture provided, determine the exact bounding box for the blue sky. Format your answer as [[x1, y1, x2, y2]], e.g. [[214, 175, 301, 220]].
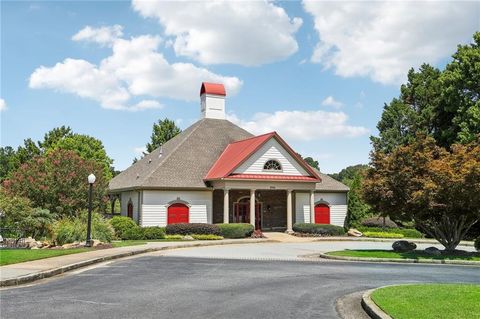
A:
[[1, 1, 478, 173]]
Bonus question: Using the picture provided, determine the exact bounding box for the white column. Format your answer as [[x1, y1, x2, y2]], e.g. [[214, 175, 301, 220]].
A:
[[286, 189, 293, 233], [223, 188, 229, 224], [310, 190, 315, 224], [250, 189, 256, 228]]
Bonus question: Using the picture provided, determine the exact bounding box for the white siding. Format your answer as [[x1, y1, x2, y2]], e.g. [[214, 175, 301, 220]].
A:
[[295, 192, 311, 223], [120, 191, 140, 223], [295, 191, 348, 227], [234, 139, 308, 176], [140, 190, 213, 227]]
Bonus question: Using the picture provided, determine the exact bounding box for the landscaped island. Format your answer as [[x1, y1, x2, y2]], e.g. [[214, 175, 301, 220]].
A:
[[371, 284, 480, 319]]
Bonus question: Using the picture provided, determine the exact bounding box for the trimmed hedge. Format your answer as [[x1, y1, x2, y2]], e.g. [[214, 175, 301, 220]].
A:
[[357, 226, 423, 238], [191, 234, 223, 240], [475, 237, 480, 251], [361, 216, 398, 228], [110, 216, 138, 239], [293, 223, 345, 236], [217, 223, 254, 238], [165, 223, 222, 236], [142, 227, 166, 240], [363, 231, 404, 238]]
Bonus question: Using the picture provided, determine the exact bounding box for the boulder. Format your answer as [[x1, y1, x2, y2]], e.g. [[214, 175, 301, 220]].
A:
[[62, 242, 82, 249], [91, 239, 102, 247], [392, 240, 417, 252], [347, 228, 363, 237], [24, 237, 37, 248], [182, 235, 194, 241], [31, 246, 39, 250], [424, 246, 441, 256]]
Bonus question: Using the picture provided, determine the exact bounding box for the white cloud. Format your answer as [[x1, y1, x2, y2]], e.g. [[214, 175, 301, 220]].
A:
[[133, 146, 147, 155], [228, 109, 368, 141], [0, 98, 6, 111], [132, 0, 302, 66], [72, 25, 124, 46], [303, 1, 479, 85], [321, 96, 343, 109], [29, 27, 242, 111]]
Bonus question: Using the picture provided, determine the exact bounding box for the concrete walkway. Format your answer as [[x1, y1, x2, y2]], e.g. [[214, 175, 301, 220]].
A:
[[0, 239, 270, 286]]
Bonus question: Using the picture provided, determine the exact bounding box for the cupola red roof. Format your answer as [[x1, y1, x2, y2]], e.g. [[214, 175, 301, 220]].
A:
[[200, 82, 226, 96]]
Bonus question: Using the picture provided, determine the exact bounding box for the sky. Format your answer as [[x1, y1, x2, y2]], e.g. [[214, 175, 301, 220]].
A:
[[1, 1, 479, 173]]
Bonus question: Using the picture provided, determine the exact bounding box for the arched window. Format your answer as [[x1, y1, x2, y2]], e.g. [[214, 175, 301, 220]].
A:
[[263, 159, 282, 171]]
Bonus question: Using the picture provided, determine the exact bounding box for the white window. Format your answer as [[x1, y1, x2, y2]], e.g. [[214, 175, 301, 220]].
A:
[[263, 159, 282, 171]]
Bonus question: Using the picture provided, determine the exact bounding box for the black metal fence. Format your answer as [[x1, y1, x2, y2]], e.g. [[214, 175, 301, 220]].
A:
[[0, 228, 27, 248]]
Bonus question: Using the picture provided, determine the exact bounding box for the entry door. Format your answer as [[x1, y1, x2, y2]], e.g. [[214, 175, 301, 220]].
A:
[[314, 204, 330, 224], [127, 202, 133, 219], [168, 203, 189, 224], [233, 201, 262, 230]]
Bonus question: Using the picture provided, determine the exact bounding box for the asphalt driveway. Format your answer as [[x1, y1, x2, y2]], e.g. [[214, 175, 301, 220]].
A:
[[1, 255, 479, 319], [156, 241, 476, 260]]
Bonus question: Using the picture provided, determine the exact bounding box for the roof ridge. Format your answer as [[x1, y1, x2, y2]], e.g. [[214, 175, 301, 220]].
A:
[[228, 131, 276, 144], [141, 119, 206, 185]]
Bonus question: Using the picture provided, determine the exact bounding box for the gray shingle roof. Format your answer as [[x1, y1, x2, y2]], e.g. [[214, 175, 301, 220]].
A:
[[109, 119, 253, 191], [314, 170, 350, 192], [109, 118, 350, 192]]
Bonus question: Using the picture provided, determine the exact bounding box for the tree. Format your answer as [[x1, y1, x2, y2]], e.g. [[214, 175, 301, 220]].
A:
[[0, 190, 56, 239], [38, 125, 73, 150], [0, 146, 17, 182], [3, 149, 108, 216], [303, 157, 319, 170], [329, 164, 369, 182], [329, 164, 373, 227], [371, 32, 480, 153], [49, 134, 113, 180], [362, 136, 480, 251], [146, 118, 181, 153]]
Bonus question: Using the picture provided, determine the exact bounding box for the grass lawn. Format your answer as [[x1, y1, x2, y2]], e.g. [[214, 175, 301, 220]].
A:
[[0, 248, 92, 266], [326, 249, 480, 261], [371, 284, 480, 319], [0, 239, 187, 266]]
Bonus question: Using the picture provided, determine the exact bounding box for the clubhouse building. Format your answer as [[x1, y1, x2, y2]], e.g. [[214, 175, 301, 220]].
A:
[[109, 83, 349, 232]]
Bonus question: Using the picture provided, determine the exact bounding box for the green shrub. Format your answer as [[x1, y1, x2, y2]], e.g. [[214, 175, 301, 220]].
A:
[[165, 223, 222, 236], [363, 231, 404, 238], [475, 237, 480, 251], [110, 216, 138, 239], [191, 234, 223, 240], [142, 227, 165, 240], [121, 227, 143, 240], [361, 216, 398, 228], [357, 226, 423, 238], [165, 234, 183, 240], [53, 212, 114, 245], [217, 223, 254, 238], [293, 223, 345, 236]]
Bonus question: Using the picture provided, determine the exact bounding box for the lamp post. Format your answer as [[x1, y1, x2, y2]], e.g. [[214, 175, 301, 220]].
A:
[[85, 173, 96, 247]]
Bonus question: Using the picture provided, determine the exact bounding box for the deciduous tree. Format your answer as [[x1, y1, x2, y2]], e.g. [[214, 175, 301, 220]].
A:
[[146, 118, 181, 153], [3, 149, 108, 216], [363, 136, 480, 251]]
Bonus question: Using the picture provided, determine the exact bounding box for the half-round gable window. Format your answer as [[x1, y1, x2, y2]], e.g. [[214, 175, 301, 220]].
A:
[[263, 159, 282, 171]]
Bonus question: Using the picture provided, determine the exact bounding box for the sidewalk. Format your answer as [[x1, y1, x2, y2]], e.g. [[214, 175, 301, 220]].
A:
[[0, 238, 272, 287]]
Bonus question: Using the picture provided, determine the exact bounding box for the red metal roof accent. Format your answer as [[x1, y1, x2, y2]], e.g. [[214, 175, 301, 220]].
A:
[[200, 82, 226, 96], [226, 174, 319, 181], [205, 132, 275, 180], [204, 132, 322, 182]]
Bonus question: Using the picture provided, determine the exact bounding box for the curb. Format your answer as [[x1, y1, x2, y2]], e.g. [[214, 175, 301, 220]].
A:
[[311, 237, 475, 246], [318, 252, 480, 266], [0, 239, 275, 287], [361, 289, 392, 319]]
